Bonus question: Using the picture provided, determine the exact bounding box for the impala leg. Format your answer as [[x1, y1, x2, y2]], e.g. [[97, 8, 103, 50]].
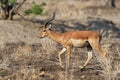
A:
[[79, 44, 93, 69], [66, 46, 71, 67], [91, 43, 106, 58], [80, 51, 93, 69], [58, 48, 67, 68], [95, 46, 106, 58], [94, 46, 107, 63], [89, 39, 107, 60]]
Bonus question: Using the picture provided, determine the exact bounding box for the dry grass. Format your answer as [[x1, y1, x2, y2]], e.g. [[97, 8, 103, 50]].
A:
[[0, 20, 120, 80], [0, 19, 120, 80], [95, 44, 120, 80], [0, 37, 120, 80]]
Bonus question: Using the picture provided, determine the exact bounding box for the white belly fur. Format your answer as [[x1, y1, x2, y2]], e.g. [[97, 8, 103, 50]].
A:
[[69, 39, 87, 47]]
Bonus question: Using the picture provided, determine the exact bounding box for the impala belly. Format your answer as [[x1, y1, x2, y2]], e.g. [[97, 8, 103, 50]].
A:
[[69, 39, 88, 47]]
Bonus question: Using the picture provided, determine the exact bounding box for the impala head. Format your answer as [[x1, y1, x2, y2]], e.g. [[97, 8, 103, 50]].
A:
[[39, 12, 55, 38], [39, 24, 52, 38]]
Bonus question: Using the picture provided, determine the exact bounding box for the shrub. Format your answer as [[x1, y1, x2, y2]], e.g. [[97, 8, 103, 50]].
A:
[[24, 2, 45, 15], [9, 0, 15, 6]]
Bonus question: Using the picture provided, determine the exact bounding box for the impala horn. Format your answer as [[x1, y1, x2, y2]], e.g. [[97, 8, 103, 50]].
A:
[[44, 12, 56, 28]]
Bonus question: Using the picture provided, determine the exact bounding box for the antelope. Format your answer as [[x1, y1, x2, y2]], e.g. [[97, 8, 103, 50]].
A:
[[39, 13, 107, 69]]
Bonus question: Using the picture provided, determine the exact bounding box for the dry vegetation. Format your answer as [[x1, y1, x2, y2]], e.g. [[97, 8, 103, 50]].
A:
[[0, 0, 120, 80], [0, 37, 120, 80]]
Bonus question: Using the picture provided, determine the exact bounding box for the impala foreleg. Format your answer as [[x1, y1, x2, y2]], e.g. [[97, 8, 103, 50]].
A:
[[58, 48, 66, 68], [66, 46, 71, 67], [80, 51, 93, 69]]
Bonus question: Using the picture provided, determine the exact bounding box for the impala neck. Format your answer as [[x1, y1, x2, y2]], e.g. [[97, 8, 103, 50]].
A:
[[47, 30, 62, 43]]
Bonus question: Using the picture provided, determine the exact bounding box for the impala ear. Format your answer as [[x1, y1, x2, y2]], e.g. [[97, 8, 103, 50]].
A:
[[47, 24, 52, 30]]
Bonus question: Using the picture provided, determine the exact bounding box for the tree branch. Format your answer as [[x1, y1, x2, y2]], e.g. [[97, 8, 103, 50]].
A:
[[8, 0, 26, 20], [14, 0, 26, 13]]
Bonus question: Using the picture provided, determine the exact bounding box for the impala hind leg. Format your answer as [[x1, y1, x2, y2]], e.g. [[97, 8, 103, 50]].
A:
[[58, 48, 66, 68], [80, 51, 93, 69], [79, 45, 93, 69], [93, 45, 107, 63], [89, 39, 106, 59]]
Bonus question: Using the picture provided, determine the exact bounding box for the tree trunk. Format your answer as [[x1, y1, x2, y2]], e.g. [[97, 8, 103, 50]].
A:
[[0, 0, 26, 20], [0, 0, 9, 19]]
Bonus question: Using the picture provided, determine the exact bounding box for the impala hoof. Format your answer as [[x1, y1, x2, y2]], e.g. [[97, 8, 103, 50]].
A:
[[79, 66, 84, 69], [60, 65, 64, 68]]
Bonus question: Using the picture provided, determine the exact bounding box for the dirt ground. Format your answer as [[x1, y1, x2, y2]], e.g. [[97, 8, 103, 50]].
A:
[[0, 0, 120, 80]]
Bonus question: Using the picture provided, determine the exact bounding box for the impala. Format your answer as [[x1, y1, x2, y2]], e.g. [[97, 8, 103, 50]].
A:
[[39, 13, 107, 69]]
